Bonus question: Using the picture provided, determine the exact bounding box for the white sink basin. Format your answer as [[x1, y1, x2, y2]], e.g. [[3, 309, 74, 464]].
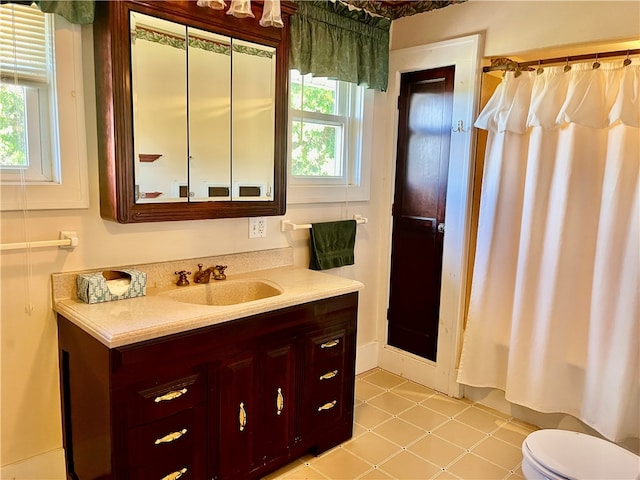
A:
[[162, 279, 283, 306]]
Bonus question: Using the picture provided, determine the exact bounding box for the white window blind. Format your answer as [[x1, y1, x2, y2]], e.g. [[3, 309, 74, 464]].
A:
[[0, 3, 51, 84]]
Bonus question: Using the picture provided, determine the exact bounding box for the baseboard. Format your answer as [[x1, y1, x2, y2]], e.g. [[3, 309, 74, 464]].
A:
[[356, 341, 379, 374], [380, 344, 437, 389], [0, 448, 66, 480]]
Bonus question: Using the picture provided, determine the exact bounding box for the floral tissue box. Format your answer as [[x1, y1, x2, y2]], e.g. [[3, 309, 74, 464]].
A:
[[77, 269, 146, 304]]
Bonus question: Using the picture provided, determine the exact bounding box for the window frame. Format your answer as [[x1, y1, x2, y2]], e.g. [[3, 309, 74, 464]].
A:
[[287, 73, 372, 204], [0, 11, 89, 211]]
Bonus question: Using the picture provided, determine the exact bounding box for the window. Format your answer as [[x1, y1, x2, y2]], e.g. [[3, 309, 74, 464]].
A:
[[288, 70, 372, 203], [0, 3, 88, 210], [1, 4, 57, 183]]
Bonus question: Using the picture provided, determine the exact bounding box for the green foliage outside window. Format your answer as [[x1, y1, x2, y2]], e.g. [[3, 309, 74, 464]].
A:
[[0, 85, 27, 167], [290, 81, 339, 176]]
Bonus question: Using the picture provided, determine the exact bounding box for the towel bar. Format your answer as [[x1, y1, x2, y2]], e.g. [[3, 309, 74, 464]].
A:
[[281, 215, 368, 232], [0, 231, 79, 252]]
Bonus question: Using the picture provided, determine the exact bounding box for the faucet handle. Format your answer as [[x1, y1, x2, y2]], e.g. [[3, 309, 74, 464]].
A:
[[213, 265, 227, 280], [175, 270, 191, 286]]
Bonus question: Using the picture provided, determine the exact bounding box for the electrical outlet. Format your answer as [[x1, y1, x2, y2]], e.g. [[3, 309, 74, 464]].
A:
[[249, 217, 267, 238]]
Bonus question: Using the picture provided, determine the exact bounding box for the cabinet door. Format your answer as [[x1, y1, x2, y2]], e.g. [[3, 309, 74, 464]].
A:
[[217, 350, 258, 479], [258, 336, 297, 463], [216, 338, 297, 479]]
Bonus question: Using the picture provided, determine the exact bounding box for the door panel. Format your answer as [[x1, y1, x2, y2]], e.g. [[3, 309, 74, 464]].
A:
[[388, 66, 455, 361], [259, 337, 296, 462], [218, 350, 257, 478]]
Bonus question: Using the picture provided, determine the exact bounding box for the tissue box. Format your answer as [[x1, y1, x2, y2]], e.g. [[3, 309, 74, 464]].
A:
[[77, 269, 146, 304]]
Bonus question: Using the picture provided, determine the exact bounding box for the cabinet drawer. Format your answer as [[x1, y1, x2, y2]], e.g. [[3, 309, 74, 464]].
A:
[[311, 358, 344, 383], [129, 462, 196, 480], [125, 372, 205, 427], [128, 405, 206, 479], [311, 394, 345, 430], [307, 327, 347, 364]]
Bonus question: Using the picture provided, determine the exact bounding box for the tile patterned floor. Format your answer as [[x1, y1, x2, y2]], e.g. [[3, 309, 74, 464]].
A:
[[265, 368, 538, 480]]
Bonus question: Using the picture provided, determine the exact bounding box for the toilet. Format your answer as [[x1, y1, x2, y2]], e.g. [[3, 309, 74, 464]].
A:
[[522, 429, 640, 480]]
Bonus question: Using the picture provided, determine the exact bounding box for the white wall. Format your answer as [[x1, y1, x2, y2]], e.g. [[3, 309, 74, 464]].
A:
[[2, 0, 639, 472], [390, 0, 640, 56]]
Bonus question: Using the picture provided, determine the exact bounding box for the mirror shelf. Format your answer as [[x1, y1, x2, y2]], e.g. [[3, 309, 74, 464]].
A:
[[93, 0, 296, 223]]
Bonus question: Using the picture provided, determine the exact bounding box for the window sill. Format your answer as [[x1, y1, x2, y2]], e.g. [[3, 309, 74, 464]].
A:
[[287, 183, 370, 204]]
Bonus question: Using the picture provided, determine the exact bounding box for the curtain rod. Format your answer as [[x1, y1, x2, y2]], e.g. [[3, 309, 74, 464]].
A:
[[483, 48, 640, 72]]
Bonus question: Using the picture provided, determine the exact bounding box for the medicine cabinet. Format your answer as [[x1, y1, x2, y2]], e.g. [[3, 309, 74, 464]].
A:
[[93, 0, 295, 222]]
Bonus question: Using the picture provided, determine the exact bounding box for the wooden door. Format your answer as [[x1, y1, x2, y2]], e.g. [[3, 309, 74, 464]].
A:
[[387, 66, 455, 361]]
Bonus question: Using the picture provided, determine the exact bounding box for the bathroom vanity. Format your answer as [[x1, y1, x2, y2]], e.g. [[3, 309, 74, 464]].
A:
[[53, 255, 362, 480]]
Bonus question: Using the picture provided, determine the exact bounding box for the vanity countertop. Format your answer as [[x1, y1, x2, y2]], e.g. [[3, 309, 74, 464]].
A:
[[54, 266, 363, 348]]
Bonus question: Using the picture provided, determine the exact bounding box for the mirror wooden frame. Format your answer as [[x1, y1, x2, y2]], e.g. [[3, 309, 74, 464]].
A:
[[93, 0, 296, 223]]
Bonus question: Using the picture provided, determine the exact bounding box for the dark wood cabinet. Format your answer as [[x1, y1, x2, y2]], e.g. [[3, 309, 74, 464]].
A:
[[215, 334, 297, 479], [93, 0, 296, 223], [58, 293, 357, 479]]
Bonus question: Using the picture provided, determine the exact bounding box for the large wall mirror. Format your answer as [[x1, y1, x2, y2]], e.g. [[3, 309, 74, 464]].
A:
[[93, 1, 294, 222]]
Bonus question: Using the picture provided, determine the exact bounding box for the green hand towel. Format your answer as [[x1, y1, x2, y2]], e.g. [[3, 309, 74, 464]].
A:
[[309, 220, 357, 270]]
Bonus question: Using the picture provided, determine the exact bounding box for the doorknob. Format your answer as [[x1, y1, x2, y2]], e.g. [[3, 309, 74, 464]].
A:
[[437, 223, 445, 233]]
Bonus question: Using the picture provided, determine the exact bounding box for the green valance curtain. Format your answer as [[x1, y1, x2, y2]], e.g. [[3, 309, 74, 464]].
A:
[[2, 0, 94, 24], [39, 0, 94, 24], [289, 0, 391, 91]]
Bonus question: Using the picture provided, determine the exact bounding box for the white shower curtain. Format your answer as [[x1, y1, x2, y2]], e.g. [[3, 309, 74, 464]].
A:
[[457, 59, 639, 442]]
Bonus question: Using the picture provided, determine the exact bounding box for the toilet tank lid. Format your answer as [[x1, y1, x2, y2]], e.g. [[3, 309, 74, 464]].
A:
[[523, 429, 640, 480]]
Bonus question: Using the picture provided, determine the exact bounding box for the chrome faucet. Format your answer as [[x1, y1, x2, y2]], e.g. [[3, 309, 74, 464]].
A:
[[194, 264, 227, 284]]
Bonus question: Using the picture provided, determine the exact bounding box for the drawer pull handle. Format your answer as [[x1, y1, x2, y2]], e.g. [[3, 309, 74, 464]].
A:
[[239, 402, 247, 431], [318, 400, 337, 411], [319, 369, 338, 380], [320, 339, 340, 349], [154, 428, 188, 445], [154, 388, 187, 403], [161, 468, 187, 480], [276, 387, 284, 416]]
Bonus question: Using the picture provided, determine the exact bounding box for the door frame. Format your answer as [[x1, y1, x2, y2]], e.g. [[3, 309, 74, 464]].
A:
[[379, 34, 482, 397]]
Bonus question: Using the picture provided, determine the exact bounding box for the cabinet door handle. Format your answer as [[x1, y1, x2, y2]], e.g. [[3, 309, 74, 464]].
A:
[[154, 428, 188, 445], [276, 387, 284, 416], [317, 400, 337, 411], [161, 468, 187, 480], [154, 388, 187, 403], [319, 369, 338, 380], [320, 339, 340, 349], [239, 402, 247, 431]]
